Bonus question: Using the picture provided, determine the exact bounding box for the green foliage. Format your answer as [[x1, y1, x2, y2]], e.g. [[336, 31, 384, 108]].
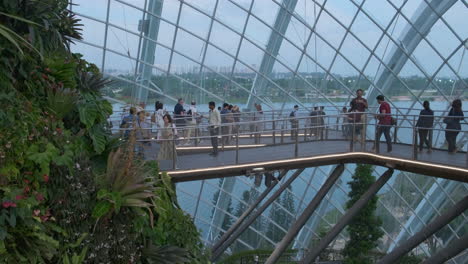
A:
[[150, 172, 210, 263], [343, 164, 383, 264], [142, 244, 190, 264], [396, 254, 424, 264], [0, 1, 208, 263], [220, 248, 297, 264]]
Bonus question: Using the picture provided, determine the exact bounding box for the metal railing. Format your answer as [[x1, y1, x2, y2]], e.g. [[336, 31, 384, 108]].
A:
[[115, 112, 467, 170]]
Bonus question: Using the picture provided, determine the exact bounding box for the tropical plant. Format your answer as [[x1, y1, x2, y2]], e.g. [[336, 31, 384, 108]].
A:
[[92, 147, 156, 220], [142, 244, 190, 264], [343, 164, 383, 264]]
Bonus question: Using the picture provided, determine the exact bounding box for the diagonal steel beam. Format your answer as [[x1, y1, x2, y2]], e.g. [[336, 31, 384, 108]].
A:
[[421, 233, 468, 264], [211, 168, 305, 262], [266, 164, 345, 264], [301, 168, 394, 264], [211, 169, 288, 253], [378, 195, 468, 264]]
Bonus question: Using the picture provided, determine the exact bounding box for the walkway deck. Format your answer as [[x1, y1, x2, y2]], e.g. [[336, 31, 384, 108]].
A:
[[148, 132, 467, 183]]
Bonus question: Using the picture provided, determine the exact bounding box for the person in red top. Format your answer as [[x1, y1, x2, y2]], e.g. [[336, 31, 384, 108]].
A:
[[376, 95, 392, 152]]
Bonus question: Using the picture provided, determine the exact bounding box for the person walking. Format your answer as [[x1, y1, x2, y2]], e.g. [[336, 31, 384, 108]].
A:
[[208, 101, 221, 156], [289, 105, 299, 140], [319, 106, 326, 139], [120, 107, 137, 138], [444, 99, 464, 153], [185, 101, 199, 145], [416, 101, 434, 153], [350, 89, 368, 142], [375, 95, 392, 152], [173, 98, 186, 135], [231, 105, 241, 137], [157, 114, 177, 162], [309, 106, 320, 139], [152, 102, 165, 140], [220, 103, 233, 145], [253, 104, 264, 144], [341, 107, 349, 137], [136, 110, 151, 157]]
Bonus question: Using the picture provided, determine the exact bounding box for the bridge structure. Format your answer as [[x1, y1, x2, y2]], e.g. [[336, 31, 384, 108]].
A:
[[115, 111, 468, 263], [73, 0, 468, 261]]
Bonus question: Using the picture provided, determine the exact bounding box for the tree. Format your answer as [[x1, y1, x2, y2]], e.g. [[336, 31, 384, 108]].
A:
[[343, 164, 383, 264]]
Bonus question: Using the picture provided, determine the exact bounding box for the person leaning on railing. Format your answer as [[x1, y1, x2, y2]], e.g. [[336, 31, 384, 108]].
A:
[[444, 99, 464, 154], [416, 101, 434, 153]]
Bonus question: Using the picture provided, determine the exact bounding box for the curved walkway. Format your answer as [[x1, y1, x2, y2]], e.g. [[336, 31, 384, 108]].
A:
[[154, 136, 467, 183]]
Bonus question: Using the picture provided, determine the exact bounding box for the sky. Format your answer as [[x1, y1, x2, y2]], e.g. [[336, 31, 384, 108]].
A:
[[71, 0, 468, 78]]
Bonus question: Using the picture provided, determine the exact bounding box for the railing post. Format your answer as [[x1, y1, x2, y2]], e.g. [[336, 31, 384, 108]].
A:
[[295, 126, 299, 158], [195, 125, 199, 147], [236, 129, 239, 164], [325, 116, 329, 140], [172, 137, 176, 170], [412, 116, 417, 160], [375, 123, 380, 154], [272, 120, 276, 145], [222, 124, 225, 151], [350, 121, 355, 152], [281, 122, 284, 144], [303, 119, 307, 142]]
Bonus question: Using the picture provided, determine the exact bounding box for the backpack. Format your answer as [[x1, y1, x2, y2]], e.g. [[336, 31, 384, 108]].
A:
[[289, 111, 295, 117]]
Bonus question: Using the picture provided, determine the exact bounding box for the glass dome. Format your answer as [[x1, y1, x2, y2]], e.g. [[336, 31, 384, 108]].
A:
[[71, 0, 468, 262]]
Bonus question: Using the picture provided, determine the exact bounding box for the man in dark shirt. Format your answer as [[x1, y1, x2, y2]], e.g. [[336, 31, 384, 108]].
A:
[[375, 95, 392, 152], [350, 89, 368, 142], [174, 98, 186, 128], [308, 106, 320, 139]]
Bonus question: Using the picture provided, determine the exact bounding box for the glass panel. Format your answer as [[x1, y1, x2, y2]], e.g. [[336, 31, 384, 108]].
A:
[[324, 0, 358, 29], [179, 4, 211, 38], [106, 25, 140, 59], [315, 11, 346, 49], [341, 33, 371, 72], [109, 0, 143, 33], [244, 16, 272, 49], [363, 0, 396, 28], [251, 0, 279, 27], [215, 0, 249, 33], [350, 11, 383, 51], [71, 43, 103, 66], [78, 16, 106, 46], [173, 29, 205, 62], [209, 22, 241, 56]]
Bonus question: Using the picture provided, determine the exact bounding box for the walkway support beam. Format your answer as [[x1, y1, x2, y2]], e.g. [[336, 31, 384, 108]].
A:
[[366, 0, 457, 106], [246, 0, 298, 110], [421, 233, 468, 264], [301, 168, 394, 263], [266, 164, 345, 264], [211, 168, 305, 262], [378, 195, 468, 264], [211, 169, 288, 253], [133, 0, 164, 104]]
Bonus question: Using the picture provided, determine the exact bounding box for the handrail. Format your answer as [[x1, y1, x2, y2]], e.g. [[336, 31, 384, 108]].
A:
[[117, 111, 466, 172], [112, 112, 466, 132]]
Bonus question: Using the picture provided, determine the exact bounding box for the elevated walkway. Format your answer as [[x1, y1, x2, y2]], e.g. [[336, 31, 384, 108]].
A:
[[157, 136, 467, 183]]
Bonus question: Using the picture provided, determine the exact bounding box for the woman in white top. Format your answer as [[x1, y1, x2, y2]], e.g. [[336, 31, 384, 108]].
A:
[[152, 102, 166, 140]]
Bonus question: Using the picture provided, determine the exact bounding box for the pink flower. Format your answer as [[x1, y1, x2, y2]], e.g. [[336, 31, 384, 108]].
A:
[[2, 201, 17, 208], [35, 193, 45, 202], [23, 186, 31, 194], [43, 174, 49, 183], [15, 195, 24, 200], [33, 209, 41, 216]]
